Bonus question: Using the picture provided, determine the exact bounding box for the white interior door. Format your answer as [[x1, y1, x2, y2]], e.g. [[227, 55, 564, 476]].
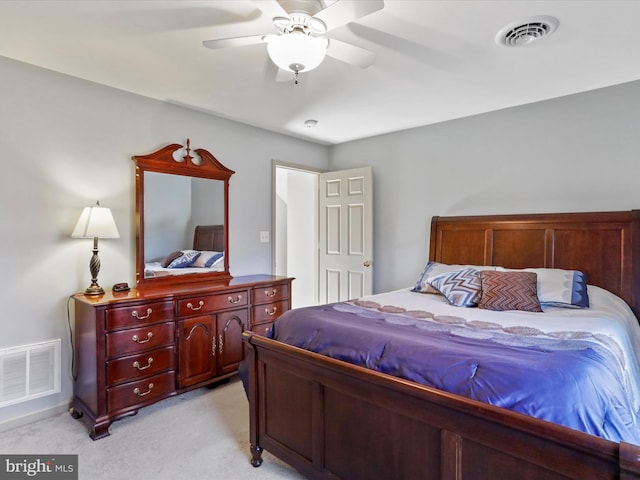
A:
[[319, 166, 373, 303]]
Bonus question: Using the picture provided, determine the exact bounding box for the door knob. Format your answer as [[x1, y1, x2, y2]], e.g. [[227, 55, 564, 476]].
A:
[[363, 260, 371, 267]]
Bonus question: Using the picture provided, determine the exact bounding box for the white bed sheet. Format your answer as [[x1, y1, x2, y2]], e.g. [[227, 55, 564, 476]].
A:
[[357, 285, 640, 414]]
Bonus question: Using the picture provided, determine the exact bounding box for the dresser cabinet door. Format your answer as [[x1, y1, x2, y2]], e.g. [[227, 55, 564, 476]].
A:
[[177, 315, 217, 388], [217, 309, 248, 375]]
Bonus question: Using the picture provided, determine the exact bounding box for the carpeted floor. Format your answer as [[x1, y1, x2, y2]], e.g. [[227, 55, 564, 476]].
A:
[[0, 378, 305, 480]]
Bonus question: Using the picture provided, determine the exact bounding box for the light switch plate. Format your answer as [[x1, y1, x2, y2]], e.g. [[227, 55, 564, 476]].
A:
[[260, 231, 270, 243]]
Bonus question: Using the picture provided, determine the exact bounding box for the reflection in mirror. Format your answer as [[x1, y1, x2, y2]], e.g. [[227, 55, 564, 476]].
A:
[[143, 172, 225, 277], [133, 139, 234, 288]]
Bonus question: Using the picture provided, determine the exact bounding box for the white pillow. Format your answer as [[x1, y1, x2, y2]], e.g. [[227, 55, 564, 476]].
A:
[[191, 251, 224, 268], [496, 267, 589, 308]]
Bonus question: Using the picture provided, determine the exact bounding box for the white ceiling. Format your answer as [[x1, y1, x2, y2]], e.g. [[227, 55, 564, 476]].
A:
[[2, 0, 640, 145]]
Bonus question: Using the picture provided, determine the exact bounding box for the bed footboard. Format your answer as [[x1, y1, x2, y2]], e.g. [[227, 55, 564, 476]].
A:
[[243, 332, 640, 480]]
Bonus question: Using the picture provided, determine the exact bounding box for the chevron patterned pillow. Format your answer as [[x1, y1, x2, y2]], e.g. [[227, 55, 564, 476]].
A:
[[427, 267, 482, 307], [478, 270, 542, 312]]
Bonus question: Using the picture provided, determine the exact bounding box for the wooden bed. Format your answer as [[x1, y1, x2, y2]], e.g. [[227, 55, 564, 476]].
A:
[[193, 224, 224, 251], [243, 210, 640, 480]]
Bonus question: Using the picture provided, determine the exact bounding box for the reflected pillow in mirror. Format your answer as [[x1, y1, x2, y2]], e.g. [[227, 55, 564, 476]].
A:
[[166, 250, 201, 268], [192, 251, 223, 268], [160, 250, 183, 268]]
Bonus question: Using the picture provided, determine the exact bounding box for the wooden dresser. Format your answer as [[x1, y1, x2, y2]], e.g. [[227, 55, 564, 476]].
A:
[[70, 274, 292, 439]]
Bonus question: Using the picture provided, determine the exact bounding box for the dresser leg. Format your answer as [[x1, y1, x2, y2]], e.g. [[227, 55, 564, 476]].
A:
[[250, 444, 263, 467], [89, 421, 112, 440], [69, 407, 83, 419]]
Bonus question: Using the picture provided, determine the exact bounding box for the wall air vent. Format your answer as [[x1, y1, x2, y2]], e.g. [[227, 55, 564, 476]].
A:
[[496, 16, 559, 47], [0, 340, 61, 407]]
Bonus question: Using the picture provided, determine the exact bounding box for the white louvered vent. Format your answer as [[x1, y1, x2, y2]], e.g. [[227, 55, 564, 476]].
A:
[[496, 16, 559, 47], [0, 340, 61, 407]]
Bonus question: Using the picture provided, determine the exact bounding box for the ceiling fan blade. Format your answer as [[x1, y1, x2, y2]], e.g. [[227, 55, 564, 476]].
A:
[[250, 0, 288, 20], [202, 35, 266, 49], [326, 38, 376, 68], [314, 0, 384, 32]]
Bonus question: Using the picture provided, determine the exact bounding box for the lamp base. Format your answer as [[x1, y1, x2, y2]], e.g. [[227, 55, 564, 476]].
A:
[[84, 240, 105, 296], [84, 283, 105, 296]]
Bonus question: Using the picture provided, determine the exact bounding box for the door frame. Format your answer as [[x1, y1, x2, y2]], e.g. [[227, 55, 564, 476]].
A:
[[272, 160, 322, 308]]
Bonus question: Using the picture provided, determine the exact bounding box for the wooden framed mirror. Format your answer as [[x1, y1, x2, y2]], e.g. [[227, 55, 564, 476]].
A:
[[133, 140, 234, 288]]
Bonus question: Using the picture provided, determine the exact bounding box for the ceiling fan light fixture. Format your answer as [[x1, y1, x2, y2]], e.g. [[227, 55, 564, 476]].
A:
[[267, 32, 327, 73]]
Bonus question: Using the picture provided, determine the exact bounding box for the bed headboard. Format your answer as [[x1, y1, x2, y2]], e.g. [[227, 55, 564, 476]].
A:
[[429, 210, 640, 318], [193, 225, 224, 252]]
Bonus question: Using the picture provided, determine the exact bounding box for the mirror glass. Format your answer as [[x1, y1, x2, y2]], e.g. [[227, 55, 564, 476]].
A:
[[143, 172, 225, 277], [133, 141, 233, 288]]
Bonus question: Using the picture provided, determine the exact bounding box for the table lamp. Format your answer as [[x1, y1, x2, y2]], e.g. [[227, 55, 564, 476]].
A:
[[72, 201, 120, 295]]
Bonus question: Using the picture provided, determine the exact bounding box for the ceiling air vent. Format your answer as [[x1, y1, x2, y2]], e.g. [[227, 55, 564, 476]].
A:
[[496, 16, 559, 47]]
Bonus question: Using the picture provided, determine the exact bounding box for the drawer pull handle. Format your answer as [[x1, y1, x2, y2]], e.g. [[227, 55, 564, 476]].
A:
[[265, 289, 277, 298], [219, 334, 224, 355], [132, 332, 153, 344], [133, 383, 154, 397], [265, 306, 278, 316], [227, 295, 242, 304], [133, 357, 154, 371], [131, 308, 152, 320], [187, 300, 204, 311]]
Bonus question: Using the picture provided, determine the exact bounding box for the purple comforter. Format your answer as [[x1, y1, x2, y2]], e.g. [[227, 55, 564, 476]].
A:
[[271, 300, 640, 444]]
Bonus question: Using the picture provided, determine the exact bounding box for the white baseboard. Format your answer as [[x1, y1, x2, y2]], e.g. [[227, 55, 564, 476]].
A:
[[0, 402, 70, 433]]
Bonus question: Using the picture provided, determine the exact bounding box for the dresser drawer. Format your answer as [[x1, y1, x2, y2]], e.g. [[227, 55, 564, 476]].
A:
[[177, 290, 248, 316], [106, 322, 174, 358], [107, 371, 175, 412], [106, 301, 174, 330], [251, 322, 273, 337], [106, 346, 175, 386], [252, 300, 289, 325], [252, 283, 290, 304]]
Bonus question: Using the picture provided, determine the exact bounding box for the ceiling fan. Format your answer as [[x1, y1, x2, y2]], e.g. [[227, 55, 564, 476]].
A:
[[203, 0, 384, 83]]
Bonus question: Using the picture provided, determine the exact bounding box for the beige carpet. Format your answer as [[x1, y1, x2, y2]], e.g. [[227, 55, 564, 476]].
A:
[[0, 378, 306, 480]]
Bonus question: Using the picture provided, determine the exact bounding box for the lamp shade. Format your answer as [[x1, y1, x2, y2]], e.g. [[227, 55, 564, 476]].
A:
[[71, 203, 120, 239], [267, 32, 328, 73]]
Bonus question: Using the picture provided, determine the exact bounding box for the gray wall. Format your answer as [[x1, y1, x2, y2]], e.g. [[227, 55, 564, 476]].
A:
[[0, 56, 328, 427], [2, 52, 639, 428], [329, 80, 640, 294]]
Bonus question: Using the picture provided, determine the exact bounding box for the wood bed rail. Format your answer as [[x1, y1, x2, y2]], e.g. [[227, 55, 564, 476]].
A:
[[244, 331, 640, 480]]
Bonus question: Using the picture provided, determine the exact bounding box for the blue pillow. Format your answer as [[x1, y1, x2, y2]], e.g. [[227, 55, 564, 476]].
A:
[[192, 251, 223, 268], [166, 250, 201, 268], [427, 268, 482, 307]]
